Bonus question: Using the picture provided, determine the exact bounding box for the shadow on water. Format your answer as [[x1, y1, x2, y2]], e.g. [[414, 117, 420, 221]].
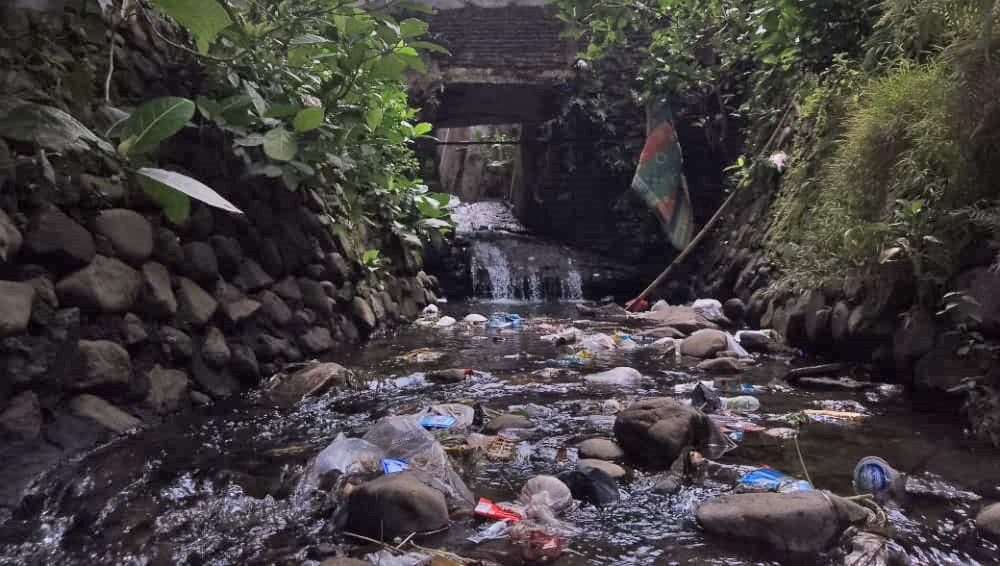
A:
[[1, 301, 998, 565]]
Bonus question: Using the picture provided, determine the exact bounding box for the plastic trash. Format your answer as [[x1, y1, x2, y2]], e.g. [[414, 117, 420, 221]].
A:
[[612, 332, 638, 349], [486, 432, 517, 461], [804, 409, 864, 422], [420, 415, 456, 429], [577, 332, 617, 351], [435, 316, 457, 327], [714, 377, 757, 393], [464, 313, 488, 323], [738, 467, 812, 493], [422, 304, 439, 316], [363, 416, 474, 503], [519, 475, 573, 525], [691, 382, 722, 413], [398, 348, 445, 363], [364, 550, 431, 566], [415, 403, 475, 428], [651, 299, 671, 311], [722, 396, 760, 413], [467, 519, 512, 543], [487, 312, 521, 328], [583, 367, 642, 386], [692, 298, 724, 320], [475, 498, 522, 521], [314, 433, 384, 477], [382, 458, 410, 474], [510, 523, 565, 563], [853, 456, 902, 497]]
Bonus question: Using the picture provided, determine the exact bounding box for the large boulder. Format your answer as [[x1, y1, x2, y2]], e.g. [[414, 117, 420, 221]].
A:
[[265, 362, 353, 406], [69, 394, 141, 432], [94, 209, 153, 263], [614, 397, 723, 467], [345, 472, 450, 540], [56, 255, 141, 312], [0, 391, 42, 440], [24, 209, 94, 268], [0, 208, 23, 264], [639, 306, 716, 334], [176, 277, 217, 327], [144, 365, 189, 413], [696, 491, 870, 553], [74, 339, 132, 389], [977, 502, 1000, 539], [680, 330, 729, 358], [0, 281, 35, 336]]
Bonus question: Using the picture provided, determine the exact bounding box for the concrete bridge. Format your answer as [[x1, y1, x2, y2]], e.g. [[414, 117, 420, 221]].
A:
[[412, 0, 577, 127]]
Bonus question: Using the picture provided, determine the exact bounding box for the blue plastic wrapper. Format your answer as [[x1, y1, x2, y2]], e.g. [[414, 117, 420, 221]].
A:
[[738, 467, 812, 493], [487, 313, 522, 328], [420, 415, 457, 429], [381, 458, 410, 474]]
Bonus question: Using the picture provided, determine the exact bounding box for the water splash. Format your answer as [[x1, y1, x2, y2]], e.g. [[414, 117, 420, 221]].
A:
[[563, 259, 584, 301], [469, 239, 585, 302], [470, 240, 512, 299]]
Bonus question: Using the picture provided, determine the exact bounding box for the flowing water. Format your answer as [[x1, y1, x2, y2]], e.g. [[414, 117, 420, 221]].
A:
[[2, 301, 999, 566]]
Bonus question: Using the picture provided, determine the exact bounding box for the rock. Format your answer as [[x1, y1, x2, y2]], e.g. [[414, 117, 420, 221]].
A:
[[257, 290, 292, 326], [556, 468, 620, 507], [121, 312, 148, 345], [272, 277, 302, 303], [976, 502, 1000, 539], [300, 326, 334, 354], [680, 330, 729, 358], [230, 344, 260, 381], [298, 278, 332, 316], [24, 209, 95, 268], [209, 235, 242, 276], [153, 227, 184, 268], [56, 255, 141, 312], [639, 306, 716, 333], [638, 326, 686, 339], [221, 297, 261, 324], [435, 315, 457, 327], [177, 277, 217, 326], [93, 209, 152, 263], [191, 351, 240, 399], [653, 475, 682, 494], [74, 339, 132, 389], [159, 326, 194, 360], [579, 458, 626, 479], [26, 276, 57, 326], [233, 259, 274, 292], [914, 331, 991, 391], [695, 491, 870, 553], [483, 414, 532, 433], [266, 362, 352, 405], [0, 281, 35, 336], [0, 208, 23, 263], [140, 261, 177, 317], [352, 296, 376, 329], [584, 367, 642, 386], [190, 390, 212, 406], [723, 298, 746, 323], [426, 368, 470, 383], [831, 301, 851, 342], [893, 306, 937, 374], [696, 357, 745, 373], [463, 313, 487, 324], [202, 327, 231, 368], [0, 391, 41, 440], [44, 412, 104, 451], [145, 365, 189, 413], [345, 471, 449, 540], [578, 438, 625, 461], [182, 242, 219, 283], [69, 394, 141, 433], [422, 303, 439, 316], [614, 397, 722, 468]]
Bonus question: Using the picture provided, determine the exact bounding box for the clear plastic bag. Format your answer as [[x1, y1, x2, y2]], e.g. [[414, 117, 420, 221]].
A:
[[315, 433, 385, 477], [414, 403, 475, 428], [518, 475, 573, 525]]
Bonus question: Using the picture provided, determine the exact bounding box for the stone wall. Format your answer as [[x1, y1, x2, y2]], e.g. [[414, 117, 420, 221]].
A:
[[0, 2, 436, 510]]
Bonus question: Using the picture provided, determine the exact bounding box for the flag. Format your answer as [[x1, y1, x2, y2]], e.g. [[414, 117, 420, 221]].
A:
[[630, 99, 694, 250]]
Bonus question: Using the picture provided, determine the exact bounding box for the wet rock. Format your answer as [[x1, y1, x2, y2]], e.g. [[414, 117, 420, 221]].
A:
[[0, 281, 35, 336], [737, 331, 777, 354], [44, 412, 104, 451], [435, 315, 457, 327], [640, 306, 716, 333], [24, 209, 95, 268], [0, 391, 41, 440], [0, 208, 23, 264], [191, 351, 240, 399], [159, 326, 193, 361], [976, 502, 1000, 539], [723, 298, 746, 323], [352, 296, 376, 329], [140, 261, 177, 317], [583, 367, 642, 386], [272, 276, 302, 303], [221, 297, 261, 324], [94, 209, 152, 263], [299, 278, 332, 317], [69, 394, 141, 432], [122, 312, 148, 345], [266, 361, 352, 405], [579, 458, 626, 479], [234, 259, 274, 292], [258, 289, 292, 326], [300, 326, 334, 354], [426, 368, 471, 383], [145, 365, 189, 413], [696, 357, 745, 373], [653, 474, 682, 494], [230, 344, 260, 381], [74, 339, 132, 389], [177, 277, 217, 326], [202, 327, 231, 368], [638, 326, 686, 339], [680, 330, 729, 358], [464, 313, 487, 323], [614, 397, 722, 468], [556, 468, 619, 507], [578, 438, 625, 461], [210, 235, 242, 276], [695, 491, 870, 553], [56, 255, 140, 312], [345, 471, 449, 540], [182, 241, 219, 284], [484, 414, 532, 433]]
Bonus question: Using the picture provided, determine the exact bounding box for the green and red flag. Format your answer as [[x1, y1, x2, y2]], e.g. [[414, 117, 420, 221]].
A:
[[630, 100, 693, 250]]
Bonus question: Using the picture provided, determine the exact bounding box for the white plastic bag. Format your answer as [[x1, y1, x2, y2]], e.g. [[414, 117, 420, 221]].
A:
[[518, 475, 573, 525]]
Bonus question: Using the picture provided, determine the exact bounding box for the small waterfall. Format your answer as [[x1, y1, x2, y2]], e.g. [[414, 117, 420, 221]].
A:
[[563, 260, 584, 301], [470, 240, 513, 300], [468, 238, 586, 302]]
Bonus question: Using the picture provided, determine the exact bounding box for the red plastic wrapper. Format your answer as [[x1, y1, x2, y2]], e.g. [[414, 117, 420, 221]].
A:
[[474, 498, 521, 521]]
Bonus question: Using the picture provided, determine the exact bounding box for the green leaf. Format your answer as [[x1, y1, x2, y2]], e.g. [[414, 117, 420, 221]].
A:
[[244, 81, 268, 116], [118, 97, 195, 155], [138, 173, 191, 224], [263, 127, 298, 161], [195, 96, 221, 120], [413, 122, 432, 136], [399, 18, 428, 38], [370, 54, 407, 80], [137, 168, 243, 218], [149, 0, 232, 54], [292, 106, 325, 132], [396, 52, 426, 73], [410, 40, 450, 55], [362, 249, 381, 263], [264, 103, 300, 118], [366, 106, 384, 131]]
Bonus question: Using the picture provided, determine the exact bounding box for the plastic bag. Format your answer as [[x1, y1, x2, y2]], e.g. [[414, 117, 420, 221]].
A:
[[414, 403, 475, 428], [362, 416, 474, 503], [737, 467, 812, 493], [518, 475, 573, 525], [692, 298, 724, 320], [576, 333, 616, 351], [315, 433, 384, 477]]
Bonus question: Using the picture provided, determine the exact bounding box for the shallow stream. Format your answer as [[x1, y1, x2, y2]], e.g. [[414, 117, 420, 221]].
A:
[[2, 301, 998, 565]]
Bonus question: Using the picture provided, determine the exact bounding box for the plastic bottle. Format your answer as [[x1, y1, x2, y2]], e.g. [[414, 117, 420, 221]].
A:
[[722, 396, 761, 413]]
